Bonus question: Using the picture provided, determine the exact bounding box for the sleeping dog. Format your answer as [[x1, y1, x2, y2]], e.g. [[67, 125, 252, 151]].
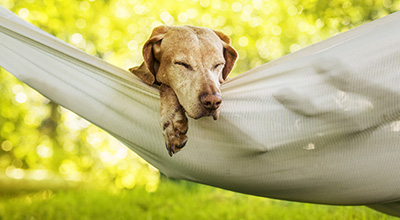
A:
[[130, 25, 237, 156]]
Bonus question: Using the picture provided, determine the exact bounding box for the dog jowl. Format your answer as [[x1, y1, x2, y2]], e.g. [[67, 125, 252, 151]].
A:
[[130, 25, 237, 156]]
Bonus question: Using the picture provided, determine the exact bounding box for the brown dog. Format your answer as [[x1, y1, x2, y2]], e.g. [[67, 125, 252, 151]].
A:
[[130, 25, 237, 156]]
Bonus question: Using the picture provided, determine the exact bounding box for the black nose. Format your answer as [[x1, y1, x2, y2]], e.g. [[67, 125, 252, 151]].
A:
[[200, 92, 222, 111]]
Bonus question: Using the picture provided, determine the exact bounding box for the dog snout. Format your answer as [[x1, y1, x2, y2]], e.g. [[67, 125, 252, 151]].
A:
[[199, 92, 222, 111]]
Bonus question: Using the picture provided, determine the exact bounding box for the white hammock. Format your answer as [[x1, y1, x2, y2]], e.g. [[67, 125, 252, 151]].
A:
[[1, 7, 400, 216]]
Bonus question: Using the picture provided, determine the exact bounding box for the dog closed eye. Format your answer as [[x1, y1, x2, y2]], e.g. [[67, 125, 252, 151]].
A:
[[174, 61, 193, 70], [213, 63, 225, 70]]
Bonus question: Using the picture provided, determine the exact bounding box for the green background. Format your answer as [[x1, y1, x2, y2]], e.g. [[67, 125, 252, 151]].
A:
[[0, 0, 399, 219]]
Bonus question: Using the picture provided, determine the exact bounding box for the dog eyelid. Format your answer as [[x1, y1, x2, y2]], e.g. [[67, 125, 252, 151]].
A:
[[213, 63, 225, 70], [174, 61, 193, 70]]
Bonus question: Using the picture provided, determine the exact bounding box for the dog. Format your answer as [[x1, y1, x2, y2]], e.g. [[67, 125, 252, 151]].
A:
[[129, 25, 237, 156]]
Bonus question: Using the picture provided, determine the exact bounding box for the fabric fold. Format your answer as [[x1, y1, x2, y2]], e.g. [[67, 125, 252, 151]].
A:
[[1, 6, 400, 216]]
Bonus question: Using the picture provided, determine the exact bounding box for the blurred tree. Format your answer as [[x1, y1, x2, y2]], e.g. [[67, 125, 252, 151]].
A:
[[0, 0, 399, 190]]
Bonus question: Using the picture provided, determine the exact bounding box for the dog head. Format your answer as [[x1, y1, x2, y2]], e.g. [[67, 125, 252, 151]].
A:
[[130, 25, 237, 120]]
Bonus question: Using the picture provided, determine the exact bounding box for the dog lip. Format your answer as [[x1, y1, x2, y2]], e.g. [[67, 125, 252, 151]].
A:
[[200, 102, 220, 119], [201, 108, 220, 120], [186, 103, 220, 119]]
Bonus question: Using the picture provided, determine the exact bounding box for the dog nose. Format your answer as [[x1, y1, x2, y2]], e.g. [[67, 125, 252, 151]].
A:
[[200, 92, 222, 111]]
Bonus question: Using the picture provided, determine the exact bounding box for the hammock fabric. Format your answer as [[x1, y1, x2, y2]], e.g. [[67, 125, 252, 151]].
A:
[[1, 7, 400, 216]]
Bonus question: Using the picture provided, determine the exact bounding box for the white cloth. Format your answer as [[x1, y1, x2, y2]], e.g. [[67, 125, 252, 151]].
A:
[[1, 7, 399, 216]]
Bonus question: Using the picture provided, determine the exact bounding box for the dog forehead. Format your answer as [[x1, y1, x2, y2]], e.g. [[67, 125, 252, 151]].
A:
[[161, 26, 223, 59], [165, 27, 221, 47]]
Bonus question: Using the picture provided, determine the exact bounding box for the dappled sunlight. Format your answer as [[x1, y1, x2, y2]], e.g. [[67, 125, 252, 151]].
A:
[[0, 68, 159, 191], [4, 0, 398, 74], [0, 0, 399, 192]]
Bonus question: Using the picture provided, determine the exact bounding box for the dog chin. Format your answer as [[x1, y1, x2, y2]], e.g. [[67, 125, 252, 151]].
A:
[[210, 110, 220, 120], [187, 109, 220, 120]]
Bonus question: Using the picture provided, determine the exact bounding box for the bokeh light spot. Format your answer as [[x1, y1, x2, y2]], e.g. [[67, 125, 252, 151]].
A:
[[200, 0, 210, 8], [187, 8, 198, 18], [112, 30, 122, 40], [36, 145, 53, 158], [201, 13, 212, 24], [18, 8, 29, 19], [75, 18, 86, 29], [258, 48, 270, 59], [290, 44, 301, 52], [178, 12, 189, 23], [63, 141, 75, 152], [271, 25, 282, 36], [6, 166, 25, 179], [238, 36, 249, 47], [134, 4, 146, 15], [1, 141, 13, 152], [99, 16, 110, 27], [128, 40, 138, 51], [31, 169, 48, 180], [80, 1, 90, 11], [160, 11, 174, 24], [115, 7, 130, 19], [287, 5, 298, 16], [232, 2, 242, 12], [12, 84, 23, 94], [71, 33, 83, 45], [15, 92, 27, 103], [24, 114, 36, 126]]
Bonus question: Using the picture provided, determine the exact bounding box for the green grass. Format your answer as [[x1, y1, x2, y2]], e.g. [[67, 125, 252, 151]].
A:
[[0, 180, 396, 220]]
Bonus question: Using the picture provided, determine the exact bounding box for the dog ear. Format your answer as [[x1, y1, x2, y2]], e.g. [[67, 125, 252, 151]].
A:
[[129, 26, 169, 85], [129, 63, 155, 85], [213, 30, 238, 82]]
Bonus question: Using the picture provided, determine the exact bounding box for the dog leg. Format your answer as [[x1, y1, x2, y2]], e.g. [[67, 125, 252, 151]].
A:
[[159, 84, 189, 156]]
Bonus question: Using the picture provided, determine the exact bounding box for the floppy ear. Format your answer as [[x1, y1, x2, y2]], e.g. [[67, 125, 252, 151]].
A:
[[213, 30, 238, 82], [129, 26, 169, 85], [129, 63, 154, 85]]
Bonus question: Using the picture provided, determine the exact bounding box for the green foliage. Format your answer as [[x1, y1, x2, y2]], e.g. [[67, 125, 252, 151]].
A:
[[0, 68, 159, 191], [0, 180, 396, 220], [2, 0, 399, 73], [0, 0, 400, 192]]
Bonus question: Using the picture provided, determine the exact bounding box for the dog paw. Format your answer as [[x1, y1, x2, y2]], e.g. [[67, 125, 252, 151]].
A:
[[161, 112, 188, 157], [159, 84, 189, 156]]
